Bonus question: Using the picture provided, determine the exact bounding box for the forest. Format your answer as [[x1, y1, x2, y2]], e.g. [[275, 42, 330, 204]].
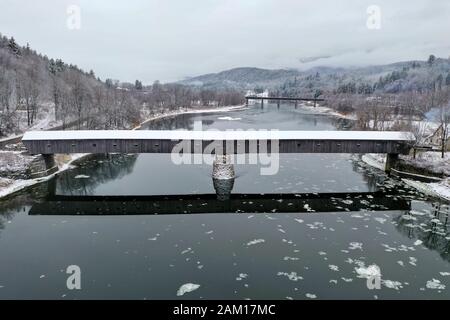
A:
[[0, 34, 244, 137]]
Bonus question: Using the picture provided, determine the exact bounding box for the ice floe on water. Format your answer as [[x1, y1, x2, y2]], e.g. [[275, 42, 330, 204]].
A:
[[181, 248, 193, 254], [414, 240, 423, 246], [283, 256, 300, 261], [74, 174, 90, 179], [236, 273, 248, 281], [439, 272, 450, 276], [246, 239, 265, 246], [176, 283, 201, 296], [294, 218, 304, 224], [374, 217, 387, 224], [382, 280, 403, 290], [355, 264, 381, 279], [409, 257, 417, 266], [426, 279, 445, 290], [305, 293, 317, 299], [348, 242, 363, 250], [306, 222, 324, 230], [329, 265, 339, 272], [277, 272, 303, 281], [217, 116, 242, 121]]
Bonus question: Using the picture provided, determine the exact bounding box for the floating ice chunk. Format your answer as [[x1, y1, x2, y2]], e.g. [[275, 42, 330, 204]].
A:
[[294, 218, 304, 224], [355, 264, 381, 279], [374, 217, 387, 224], [439, 272, 450, 276], [341, 277, 353, 282], [246, 239, 265, 246], [74, 174, 90, 179], [409, 257, 417, 266], [349, 242, 363, 250], [305, 293, 317, 299], [426, 279, 445, 290], [181, 248, 192, 254], [329, 265, 339, 272], [176, 283, 201, 296], [283, 256, 300, 261], [277, 272, 303, 281], [414, 240, 423, 246], [218, 116, 242, 121], [383, 280, 403, 290], [401, 215, 416, 221], [236, 273, 248, 281]]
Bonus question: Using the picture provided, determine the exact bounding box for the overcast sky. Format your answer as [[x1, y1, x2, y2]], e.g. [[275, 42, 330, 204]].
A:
[[1, 0, 449, 84]]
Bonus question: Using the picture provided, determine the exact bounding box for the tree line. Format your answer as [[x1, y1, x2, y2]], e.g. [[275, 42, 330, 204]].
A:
[[0, 34, 244, 137]]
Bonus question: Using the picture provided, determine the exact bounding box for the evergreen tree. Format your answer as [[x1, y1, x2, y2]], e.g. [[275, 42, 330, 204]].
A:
[[8, 37, 21, 56], [427, 54, 436, 67], [446, 73, 450, 86], [135, 80, 143, 90], [48, 59, 57, 74]]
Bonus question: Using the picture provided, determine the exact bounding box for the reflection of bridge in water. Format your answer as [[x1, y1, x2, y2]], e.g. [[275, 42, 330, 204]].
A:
[[29, 190, 411, 215]]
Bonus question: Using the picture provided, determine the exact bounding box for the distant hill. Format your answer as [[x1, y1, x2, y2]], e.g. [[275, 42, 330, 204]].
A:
[[178, 59, 450, 95], [178, 67, 302, 89]]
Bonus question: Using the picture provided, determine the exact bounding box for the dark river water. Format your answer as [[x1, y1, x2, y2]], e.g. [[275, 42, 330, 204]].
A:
[[0, 104, 449, 299]]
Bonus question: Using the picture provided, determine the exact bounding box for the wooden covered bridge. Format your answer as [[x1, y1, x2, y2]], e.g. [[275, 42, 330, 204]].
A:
[[22, 130, 415, 174]]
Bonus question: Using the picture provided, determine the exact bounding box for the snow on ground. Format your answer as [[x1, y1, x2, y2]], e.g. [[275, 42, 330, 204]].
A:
[[403, 178, 450, 202], [400, 152, 450, 176], [361, 152, 450, 202], [0, 153, 89, 198], [300, 103, 357, 120], [0, 150, 35, 174]]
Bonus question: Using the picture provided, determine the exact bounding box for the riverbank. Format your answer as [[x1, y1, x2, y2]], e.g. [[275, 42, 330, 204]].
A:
[[299, 103, 357, 120], [0, 104, 247, 199], [361, 153, 450, 201]]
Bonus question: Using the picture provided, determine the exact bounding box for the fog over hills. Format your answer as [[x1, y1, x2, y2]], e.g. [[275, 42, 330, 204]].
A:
[[178, 58, 450, 95]]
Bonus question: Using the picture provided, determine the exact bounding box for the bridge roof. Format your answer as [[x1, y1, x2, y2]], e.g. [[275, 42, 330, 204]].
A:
[[22, 130, 415, 141]]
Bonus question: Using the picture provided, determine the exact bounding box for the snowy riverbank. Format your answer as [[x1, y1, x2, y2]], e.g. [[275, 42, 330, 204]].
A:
[[361, 153, 450, 201], [0, 104, 247, 199], [299, 103, 357, 120]]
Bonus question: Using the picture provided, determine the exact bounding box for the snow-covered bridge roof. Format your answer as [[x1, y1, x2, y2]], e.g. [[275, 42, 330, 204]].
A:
[[22, 130, 415, 142]]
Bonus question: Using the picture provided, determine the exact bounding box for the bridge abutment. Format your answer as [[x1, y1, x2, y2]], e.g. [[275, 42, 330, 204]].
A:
[[28, 154, 58, 178], [385, 153, 399, 173]]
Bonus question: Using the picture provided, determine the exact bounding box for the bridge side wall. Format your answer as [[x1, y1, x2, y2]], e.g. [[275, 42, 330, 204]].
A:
[[23, 139, 412, 155]]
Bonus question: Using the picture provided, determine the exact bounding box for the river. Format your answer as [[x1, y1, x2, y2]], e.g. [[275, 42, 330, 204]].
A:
[[0, 103, 449, 299]]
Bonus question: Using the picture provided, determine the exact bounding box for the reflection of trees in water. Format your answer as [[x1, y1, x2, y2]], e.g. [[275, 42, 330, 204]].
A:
[[0, 182, 50, 232], [394, 202, 450, 262], [332, 118, 354, 130], [56, 154, 138, 196], [143, 114, 215, 130], [350, 160, 386, 192]]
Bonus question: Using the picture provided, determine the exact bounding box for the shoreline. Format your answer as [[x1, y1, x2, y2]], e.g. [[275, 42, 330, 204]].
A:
[[360, 154, 450, 202], [0, 104, 247, 199]]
